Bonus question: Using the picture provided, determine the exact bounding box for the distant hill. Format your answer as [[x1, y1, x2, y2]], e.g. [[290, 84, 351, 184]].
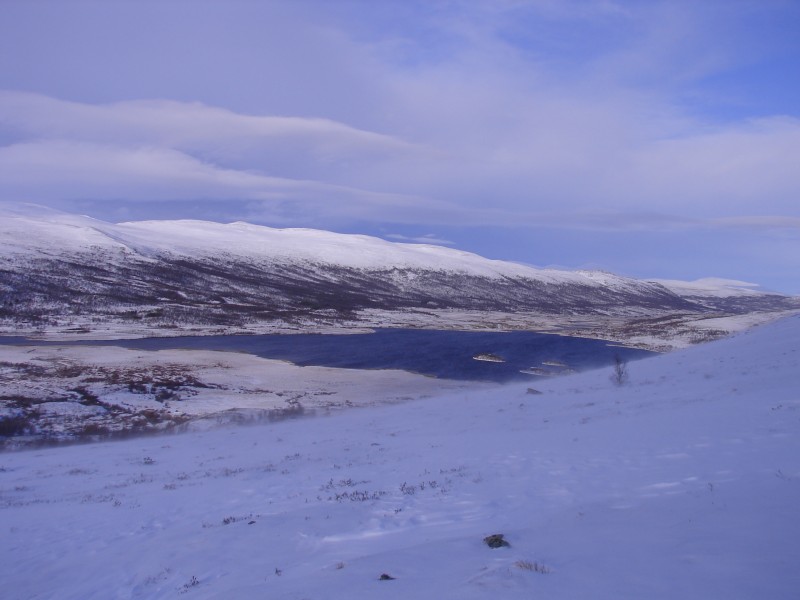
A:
[[1, 204, 798, 346]]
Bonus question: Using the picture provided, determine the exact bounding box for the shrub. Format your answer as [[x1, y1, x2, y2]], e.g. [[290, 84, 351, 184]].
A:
[[0, 414, 31, 437], [514, 560, 551, 574], [611, 354, 628, 386]]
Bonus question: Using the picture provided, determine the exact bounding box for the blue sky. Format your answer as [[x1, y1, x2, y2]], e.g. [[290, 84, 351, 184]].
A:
[[1, 0, 799, 293]]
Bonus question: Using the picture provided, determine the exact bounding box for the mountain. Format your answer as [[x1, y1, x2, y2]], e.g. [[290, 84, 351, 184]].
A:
[[1, 204, 798, 346]]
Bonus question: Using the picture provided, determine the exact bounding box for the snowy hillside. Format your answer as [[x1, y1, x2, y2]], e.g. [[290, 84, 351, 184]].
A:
[[0, 203, 784, 288], [0, 202, 673, 284], [1, 315, 798, 599], [1, 203, 797, 347]]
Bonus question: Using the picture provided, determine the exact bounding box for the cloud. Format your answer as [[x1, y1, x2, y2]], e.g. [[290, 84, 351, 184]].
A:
[[384, 233, 455, 246], [0, 2, 798, 235], [615, 117, 800, 215], [2, 87, 799, 234], [0, 91, 422, 180], [0, 91, 412, 151], [0, 92, 456, 223], [0, 138, 464, 226], [711, 215, 800, 231], [0, 139, 299, 201]]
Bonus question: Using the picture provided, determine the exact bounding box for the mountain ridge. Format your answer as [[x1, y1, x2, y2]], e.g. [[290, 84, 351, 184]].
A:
[[1, 204, 798, 347]]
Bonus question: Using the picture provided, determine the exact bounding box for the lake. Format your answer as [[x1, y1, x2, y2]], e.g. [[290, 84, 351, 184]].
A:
[[0, 329, 655, 383]]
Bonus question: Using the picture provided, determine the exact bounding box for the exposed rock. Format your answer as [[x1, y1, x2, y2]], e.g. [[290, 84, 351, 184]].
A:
[[484, 533, 510, 548]]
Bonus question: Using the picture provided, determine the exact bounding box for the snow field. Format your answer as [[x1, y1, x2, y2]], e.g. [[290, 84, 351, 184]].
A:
[[1, 316, 799, 599]]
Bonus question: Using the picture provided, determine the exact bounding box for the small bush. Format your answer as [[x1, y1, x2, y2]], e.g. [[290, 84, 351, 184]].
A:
[[610, 354, 628, 386], [181, 575, 199, 591], [399, 482, 416, 495], [78, 422, 111, 437], [514, 559, 551, 574], [0, 414, 33, 437]]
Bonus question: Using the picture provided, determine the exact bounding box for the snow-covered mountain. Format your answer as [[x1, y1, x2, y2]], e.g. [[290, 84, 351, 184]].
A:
[[1, 204, 797, 343], [1, 311, 798, 599]]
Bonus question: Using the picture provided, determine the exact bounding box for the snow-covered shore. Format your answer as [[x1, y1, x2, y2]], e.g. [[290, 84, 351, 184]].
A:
[[4, 307, 797, 353], [1, 315, 799, 599], [0, 344, 482, 445]]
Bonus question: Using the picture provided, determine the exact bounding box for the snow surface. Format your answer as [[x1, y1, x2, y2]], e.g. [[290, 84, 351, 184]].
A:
[[1, 315, 799, 599]]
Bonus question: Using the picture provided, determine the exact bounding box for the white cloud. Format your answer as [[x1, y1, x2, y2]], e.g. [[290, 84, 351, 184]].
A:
[[0, 139, 448, 225], [384, 233, 455, 246], [711, 215, 800, 231], [2, 87, 799, 233], [0, 91, 421, 181], [0, 140, 296, 201], [0, 92, 453, 222], [0, 3, 798, 233], [0, 91, 412, 150]]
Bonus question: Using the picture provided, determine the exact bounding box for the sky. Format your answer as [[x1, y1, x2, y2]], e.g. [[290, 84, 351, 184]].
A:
[[0, 0, 799, 293]]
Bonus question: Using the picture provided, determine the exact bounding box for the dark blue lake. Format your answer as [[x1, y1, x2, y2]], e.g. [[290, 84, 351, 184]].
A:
[[0, 329, 655, 383]]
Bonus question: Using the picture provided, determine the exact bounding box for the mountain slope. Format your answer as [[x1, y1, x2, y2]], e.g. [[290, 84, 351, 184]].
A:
[[1, 314, 798, 599], [1, 204, 797, 344]]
